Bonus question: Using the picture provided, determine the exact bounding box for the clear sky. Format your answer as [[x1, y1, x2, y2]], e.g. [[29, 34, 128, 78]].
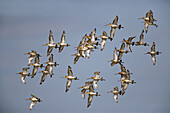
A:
[[0, 0, 170, 113]]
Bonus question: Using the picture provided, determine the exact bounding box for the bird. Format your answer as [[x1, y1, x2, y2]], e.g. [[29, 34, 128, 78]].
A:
[[114, 64, 127, 89], [17, 67, 30, 84], [107, 47, 123, 67], [87, 71, 105, 89], [86, 84, 100, 108], [57, 31, 70, 53], [98, 31, 109, 51], [107, 86, 121, 103], [62, 65, 79, 92], [85, 43, 98, 59], [24, 50, 37, 66], [121, 69, 135, 95], [145, 42, 161, 65], [116, 42, 129, 60], [123, 36, 136, 52], [30, 54, 43, 78], [79, 81, 93, 99], [139, 10, 158, 33], [105, 15, 124, 41], [26, 94, 42, 110], [86, 28, 99, 46], [43, 30, 57, 56], [44, 54, 59, 77], [135, 30, 149, 46], [39, 65, 50, 85]]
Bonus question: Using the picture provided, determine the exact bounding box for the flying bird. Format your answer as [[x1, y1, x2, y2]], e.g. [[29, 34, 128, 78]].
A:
[[145, 42, 161, 65], [87, 71, 105, 89], [24, 50, 37, 66], [62, 66, 79, 92], [98, 31, 109, 51], [107, 47, 123, 67], [44, 54, 59, 77], [57, 31, 70, 53], [30, 54, 43, 78], [17, 67, 30, 84], [105, 16, 124, 41], [79, 81, 93, 99], [43, 30, 57, 56], [39, 65, 50, 85], [108, 86, 122, 103], [26, 94, 42, 110], [123, 36, 136, 52], [135, 30, 149, 46], [86, 84, 100, 108]]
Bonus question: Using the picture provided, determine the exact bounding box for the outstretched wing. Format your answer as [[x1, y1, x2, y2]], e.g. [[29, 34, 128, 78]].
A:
[[151, 42, 155, 52], [65, 79, 72, 92], [20, 76, 26, 84], [87, 95, 93, 108], [49, 30, 54, 44], [81, 89, 86, 99], [67, 66, 73, 76], [29, 101, 36, 110], [113, 94, 118, 103], [47, 47, 53, 56], [112, 16, 118, 25], [139, 30, 144, 43], [61, 31, 65, 43]]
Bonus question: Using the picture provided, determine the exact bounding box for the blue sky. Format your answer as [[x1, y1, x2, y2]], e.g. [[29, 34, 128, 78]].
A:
[[0, 0, 170, 113]]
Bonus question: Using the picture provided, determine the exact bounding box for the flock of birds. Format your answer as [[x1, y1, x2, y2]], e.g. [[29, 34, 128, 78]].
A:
[[17, 10, 161, 110]]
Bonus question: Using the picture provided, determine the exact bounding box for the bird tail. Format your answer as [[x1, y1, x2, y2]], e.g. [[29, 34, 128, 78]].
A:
[[118, 25, 124, 29], [132, 80, 136, 84]]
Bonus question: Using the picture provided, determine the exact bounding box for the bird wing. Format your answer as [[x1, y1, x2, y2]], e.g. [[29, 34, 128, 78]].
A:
[[128, 37, 135, 42], [31, 66, 38, 78], [151, 42, 155, 52], [49, 30, 54, 44], [29, 101, 36, 110], [110, 27, 116, 40], [49, 54, 53, 62], [127, 44, 132, 52], [144, 22, 149, 33], [74, 56, 80, 64], [40, 73, 48, 85], [113, 47, 118, 61], [151, 55, 156, 65], [81, 89, 86, 99], [120, 42, 125, 50], [139, 30, 144, 43], [68, 66, 73, 76], [94, 72, 100, 78], [31, 94, 37, 98], [35, 55, 39, 64], [112, 16, 118, 25], [59, 45, 64, 53], [113, 94, 118, 103], [61, 31, 65, 43], [114, 86, 118, 91], [89, 85, 94, 92], [102, 31, 107, 36], [118, 52, 123, 60], [87, 95, 93, 108], [28, 56, 34, 65], [66, 79, 72, 92], [20, 76, 26, 84], [101, 39, 106, 51], [48, 66, 53, 77], [23, 67, 29, 73], [93, 80, 98, 89], [120, 64, 126, 72], [47, 47, 53, 56]]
